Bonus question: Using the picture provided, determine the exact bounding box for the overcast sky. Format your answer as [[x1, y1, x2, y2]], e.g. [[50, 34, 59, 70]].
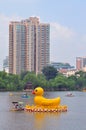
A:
[[0, 0, 86, 70]]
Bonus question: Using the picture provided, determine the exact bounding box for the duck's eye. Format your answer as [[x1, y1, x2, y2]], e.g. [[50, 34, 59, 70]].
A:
[[35, 89, 38, 92]]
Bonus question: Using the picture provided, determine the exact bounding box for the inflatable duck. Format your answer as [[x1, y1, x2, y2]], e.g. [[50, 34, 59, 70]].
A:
[[32, 87, 61, 107], [24, 87, 68, 112]]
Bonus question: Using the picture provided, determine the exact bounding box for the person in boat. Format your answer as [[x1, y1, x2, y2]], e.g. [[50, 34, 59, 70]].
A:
[[12, 102, 24, 110], [22, 92, 28, 97], [24, 92, 27, 96]]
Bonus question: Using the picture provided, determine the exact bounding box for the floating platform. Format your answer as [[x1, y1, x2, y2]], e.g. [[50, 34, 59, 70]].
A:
[[24, 105, 67, 112]]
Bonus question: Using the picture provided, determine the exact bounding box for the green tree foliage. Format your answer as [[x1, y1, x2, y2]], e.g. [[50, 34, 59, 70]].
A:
[[0, 78, 6, 90], [37, 74, 47, 88], [0, 71, 22, 91], [23, 72, 39, 87], [20, 71, 29, 80], [53, 74, 69, 90], [0, 70, 86, 91], [42, 66, 58, 80]]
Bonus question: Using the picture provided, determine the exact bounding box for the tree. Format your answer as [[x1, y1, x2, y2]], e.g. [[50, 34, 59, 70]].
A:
[[20, 71, 29, 80], [42, 66, 58, 80], [37, 74, 47, 87], [23, 72, 39, 87], [0, 78, 6, 90], [54, 74, 69, 90]]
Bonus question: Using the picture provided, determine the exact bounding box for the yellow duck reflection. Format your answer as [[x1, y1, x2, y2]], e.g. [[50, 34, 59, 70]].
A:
[[34, 112, 61, 130]]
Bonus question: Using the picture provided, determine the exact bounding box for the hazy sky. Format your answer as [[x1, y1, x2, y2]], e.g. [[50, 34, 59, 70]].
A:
[[0, 0, 86, 70]]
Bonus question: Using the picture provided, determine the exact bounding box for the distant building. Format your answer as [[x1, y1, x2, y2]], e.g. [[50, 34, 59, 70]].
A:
[[50, 62, 74, 70], [66, 69, 77, 77], [76, 57, 86, 70], [9, 17, 50, 75], [3, 56, 9, 73]]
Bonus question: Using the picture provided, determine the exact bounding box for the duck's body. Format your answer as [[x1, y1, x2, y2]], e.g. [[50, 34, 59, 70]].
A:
[[34, 96, 61, 106], [32, 87, 61, 107]]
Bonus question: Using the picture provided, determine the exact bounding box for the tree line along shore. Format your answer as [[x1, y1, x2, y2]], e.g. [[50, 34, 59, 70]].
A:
[[0, 66, 86, 91]]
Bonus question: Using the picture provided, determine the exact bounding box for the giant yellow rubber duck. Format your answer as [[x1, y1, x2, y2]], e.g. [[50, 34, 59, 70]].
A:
[[32, 87, 61, 107], [25, 87, 67, 112]]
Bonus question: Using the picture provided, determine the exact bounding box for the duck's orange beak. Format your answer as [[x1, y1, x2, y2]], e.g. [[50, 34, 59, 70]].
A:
[[32, 91, 35, 94]]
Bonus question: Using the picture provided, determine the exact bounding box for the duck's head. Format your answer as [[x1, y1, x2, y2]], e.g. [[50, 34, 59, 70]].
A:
[[32, 87, 44, 96]]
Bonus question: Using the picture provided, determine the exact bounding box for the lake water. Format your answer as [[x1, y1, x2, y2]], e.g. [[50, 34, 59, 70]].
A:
[[0, 91, 86, 130]]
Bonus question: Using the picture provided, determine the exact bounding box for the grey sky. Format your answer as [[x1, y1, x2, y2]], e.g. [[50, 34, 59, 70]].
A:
[[0, 0, 86, 70]]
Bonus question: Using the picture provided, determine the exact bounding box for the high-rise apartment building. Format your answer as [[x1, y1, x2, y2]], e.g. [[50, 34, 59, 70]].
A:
[[76, 57, 86, 70], [9, 17, 50, 74]]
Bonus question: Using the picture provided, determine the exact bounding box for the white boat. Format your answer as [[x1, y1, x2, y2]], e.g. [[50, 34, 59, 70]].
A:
[[66, 92, 74, 97]]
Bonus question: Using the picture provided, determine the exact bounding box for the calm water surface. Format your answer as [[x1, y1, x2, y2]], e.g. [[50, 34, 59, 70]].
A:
[[0, 91, 86, 130]]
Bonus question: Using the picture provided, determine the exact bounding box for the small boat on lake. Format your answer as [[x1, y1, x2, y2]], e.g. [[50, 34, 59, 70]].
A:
[[9, 93, 13, 96], [11, 102, 24, 111], [82, 88, 86, 92], [65, 92, 74, 97], [21, 93, 30, 98]]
